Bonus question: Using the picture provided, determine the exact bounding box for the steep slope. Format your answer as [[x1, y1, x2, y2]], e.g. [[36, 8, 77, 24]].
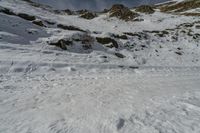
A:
[[1, 0, 200, 66], [158, 0, 200, 16], [0, 1, 200, 133]]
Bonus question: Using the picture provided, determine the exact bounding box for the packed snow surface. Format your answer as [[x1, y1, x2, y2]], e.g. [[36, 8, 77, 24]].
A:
[[0, 0, 200, 133]]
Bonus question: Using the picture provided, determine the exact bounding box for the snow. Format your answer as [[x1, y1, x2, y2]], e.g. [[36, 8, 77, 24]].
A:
[[0, 13, 49, 44], [0, 0, 200, 133], [1, 66, 200, 133]]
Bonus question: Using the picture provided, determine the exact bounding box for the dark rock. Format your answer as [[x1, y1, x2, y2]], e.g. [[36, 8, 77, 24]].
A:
[[133, 18, 144, 22], [112, 34, 128, 39], [129, 66, 139, 69], [100, 55, 107, 59], [109, 4, 139, 21], [82, 44, 92, 50], [96, 37, 118, 48], [53, 10, 62, 14], [57, 24, 85, 32], [102, 8, 109, 13], [135, 5, 155, 14], [184, 23, 194, 27], [160, 0, 200, 13], [117, 118, 125, 130], [124, 32, 148, 40], [115, 53, 125, 58], [17, 13, 36, 21], [81, 34, 95, 50], [177, 47, 182, 50], [45, 20, 56, 25], [49, 39, 72, 50], [0, 8, 16, 15], [63, 9, 74, 15], [80, 12, 97, 20], [195, 25, 200, 29], [76, 9, 88, 15], [193, 33, 200, 39], [171, 36, 178, 41], [141, 45, 147, 48], [32, 20, 45, 27], [175, 51, 183, 55]]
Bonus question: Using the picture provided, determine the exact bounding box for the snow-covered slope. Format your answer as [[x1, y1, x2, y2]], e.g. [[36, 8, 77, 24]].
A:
[[0, 0, 200, 133]]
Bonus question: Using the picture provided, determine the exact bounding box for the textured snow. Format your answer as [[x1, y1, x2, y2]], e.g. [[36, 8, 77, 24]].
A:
[[0, 0, 200, 133]]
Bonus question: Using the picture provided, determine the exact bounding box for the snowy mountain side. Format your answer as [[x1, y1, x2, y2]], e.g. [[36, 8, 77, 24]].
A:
[[0, 0, 200, 133]]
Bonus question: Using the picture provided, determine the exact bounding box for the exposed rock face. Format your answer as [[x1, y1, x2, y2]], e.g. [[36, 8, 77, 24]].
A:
[[49, 39, 72, 50], [181, 13, 200, 16], [45, 20, 55, 25], [76, 9, 89, 15], [109, 4, 139, 21], [135, 5, 155, 14], [17, 13, 36, 21], [72, 33, 95, 50], [0, 8, 16, 15], [160, 0, 200, 13], [80, 12, 97, 20], [112, 34, 128, 40], [57, 24, 86, 32], [32, 20, 45, 27], [63, 9, 74, 15], [196, 25, 200, 29], [80, 34, 95, 49], [96, 37, 118, 48]]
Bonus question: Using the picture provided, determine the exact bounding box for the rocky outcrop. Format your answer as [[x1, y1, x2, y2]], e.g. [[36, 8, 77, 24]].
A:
[[80, 12, 97, 20], [109, 4, 139, 21], [49, 39, 72, 50], [76, 9, 89, 15], [135, 5, 155, 14], [112, 34, 128, 40], [32, 20, 45, 27], [63, 9, 74, 15], [57, 24, 86, 32], [0, 8, 37, 22], [160, 0, 200, 13], [0, 8, 16, 15], [96, 37, 118, 48], [17, 13, 36, 21]]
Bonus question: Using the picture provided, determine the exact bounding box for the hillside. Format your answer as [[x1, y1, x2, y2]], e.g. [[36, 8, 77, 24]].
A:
[[0, 0, 200, 133]]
